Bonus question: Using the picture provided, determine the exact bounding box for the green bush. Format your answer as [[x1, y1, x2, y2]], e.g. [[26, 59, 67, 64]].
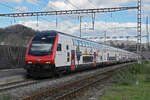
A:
[[113, 70, 137, 85], [128, 63, 150, 75], [113, 62, 150, 85], [0, 94, 11, 100]]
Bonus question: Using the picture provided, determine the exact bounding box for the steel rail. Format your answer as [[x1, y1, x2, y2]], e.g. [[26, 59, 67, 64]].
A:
[[0, 80, 38, 92]]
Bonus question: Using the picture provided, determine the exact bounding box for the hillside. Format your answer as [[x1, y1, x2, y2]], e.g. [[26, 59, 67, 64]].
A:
[[0, 24, 39, 46]]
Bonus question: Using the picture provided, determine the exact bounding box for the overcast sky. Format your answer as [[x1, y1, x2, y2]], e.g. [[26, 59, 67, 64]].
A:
[[0, 0, 150, 42]]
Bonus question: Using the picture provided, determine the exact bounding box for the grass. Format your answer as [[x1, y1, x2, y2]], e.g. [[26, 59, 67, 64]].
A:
[[101, 62, 150, 100], [0, 94, 12, 100], [101, 81, 150, 100]]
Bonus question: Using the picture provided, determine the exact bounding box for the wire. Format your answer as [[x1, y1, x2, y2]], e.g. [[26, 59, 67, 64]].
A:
[[88, 0, 97, 8], [65, 0, 92, 18], [41, 0, 78, 20], [0, 2, 56, 27], [0, 2, 23, 12], [29, 0, 78, 28]]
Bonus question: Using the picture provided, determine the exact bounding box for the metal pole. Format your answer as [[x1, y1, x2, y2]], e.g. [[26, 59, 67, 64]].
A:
[[92, 13, 95, 30], [146, 16, 149, 49], [56, 17, 58, 30], [79, 16, 82, 38], [36, 15, 39, 30], [126, 36, 129, 50], [104, 31, 106, 45], [137, 0, 142, 64]]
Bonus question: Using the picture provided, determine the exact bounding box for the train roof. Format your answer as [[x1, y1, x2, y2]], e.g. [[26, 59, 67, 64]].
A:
[[36, 30, 136, 54]]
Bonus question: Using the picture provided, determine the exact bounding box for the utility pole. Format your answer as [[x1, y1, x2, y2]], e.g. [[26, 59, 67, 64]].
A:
[[126, 36, 130, 50], [79, 16, 82, 38], [36, 15, 39, 30], [104, 31, 106, 45], [137, 0, 142, 64], [56, 17, 58, 30], [146, 16, 149, 49], [92, 13, 95, 30]]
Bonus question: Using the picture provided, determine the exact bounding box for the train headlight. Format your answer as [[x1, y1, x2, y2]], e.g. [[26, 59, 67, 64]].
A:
[[27, 61, 32, 64], [45, 62, 51, 64]]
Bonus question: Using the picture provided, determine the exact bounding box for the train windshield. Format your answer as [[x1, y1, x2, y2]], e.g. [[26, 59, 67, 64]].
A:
[[29, 36, 56, 56]]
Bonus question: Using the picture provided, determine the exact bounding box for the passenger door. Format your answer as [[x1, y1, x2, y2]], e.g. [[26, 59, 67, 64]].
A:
[[71, 50, 75, 70], [55, 43, 65, 67]]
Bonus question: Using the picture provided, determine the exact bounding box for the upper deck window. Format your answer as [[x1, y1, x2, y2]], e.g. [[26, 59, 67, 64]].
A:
[[57, 44, 62, 51]]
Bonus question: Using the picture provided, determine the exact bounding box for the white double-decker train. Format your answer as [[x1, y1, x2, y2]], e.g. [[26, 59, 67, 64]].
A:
[[25, 30, 137, 77]]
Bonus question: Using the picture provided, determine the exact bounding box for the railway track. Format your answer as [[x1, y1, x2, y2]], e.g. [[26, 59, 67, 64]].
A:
[[0, 79, 38, 92], [22, 63, 134, 100]]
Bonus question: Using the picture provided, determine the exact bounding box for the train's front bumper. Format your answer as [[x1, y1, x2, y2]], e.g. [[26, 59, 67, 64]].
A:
[[25, 63, 55, 77]]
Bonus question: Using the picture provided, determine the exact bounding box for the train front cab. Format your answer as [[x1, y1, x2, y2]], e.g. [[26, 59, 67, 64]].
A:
[[25, 31, 58, 77]]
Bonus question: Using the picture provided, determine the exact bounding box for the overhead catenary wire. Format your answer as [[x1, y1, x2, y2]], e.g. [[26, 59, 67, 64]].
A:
[[27, 0, 60, 29], [64, 0, 96, 31], [31, 0, 79, 29], [64, 0, 92, 18], [0, 2, 24, 12], [0, 1, 69, 29]]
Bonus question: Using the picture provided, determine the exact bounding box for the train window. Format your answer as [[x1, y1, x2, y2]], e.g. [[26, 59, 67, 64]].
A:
[[77, 40, 80, 45], [79, 40, 82, 46], [67, 52, 70, 56], [83, 41, 86, 47], [81, 41, 84, 46], [100, 56, 103, 60], [87, 42, 89, 47], [57, 44, 62, 51], [92, 43, 93, 47], [66, 45, 69, 50], [67, 58, 70, 62], [90, 43, 92, 47], [107, 53, 109, 59], [86, 42, 88, 47], [74, 39, 78, 46], [83, 56, 93, 63], [67, 52, 70, 62], [80, 41, 83, 46], [85, 42, 87, 47], [73, 39, 75, 45]]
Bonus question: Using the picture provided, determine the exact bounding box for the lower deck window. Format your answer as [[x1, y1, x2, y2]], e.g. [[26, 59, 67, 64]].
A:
[[100, 56, 102, 60], [83, 56, 93, 63], [108, 57, 116, 60], [67, 52, 70, 62]]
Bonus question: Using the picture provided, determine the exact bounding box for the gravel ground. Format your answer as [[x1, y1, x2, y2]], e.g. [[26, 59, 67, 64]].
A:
[[72, 78, 113, 100], [0, 68, 25, 78], [0, 65, 122, 100]]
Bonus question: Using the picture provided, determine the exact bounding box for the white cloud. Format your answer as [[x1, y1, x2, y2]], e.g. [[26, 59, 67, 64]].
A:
[[44, 0, 137, 11], [44, 0, 150, 16], [26, 0, 40, 5], [18, 20, 79, 35], [17, 19, 148, 36], [143, 3, 150, 12], [14, 6, 28, 12], [1, 0, 22, 3], [17, 19, 150, 43]]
